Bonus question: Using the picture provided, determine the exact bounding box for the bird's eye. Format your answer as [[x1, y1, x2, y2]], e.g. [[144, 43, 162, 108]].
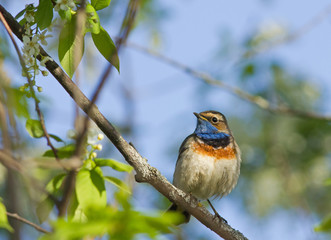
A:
[[211, 117, 218, 123]]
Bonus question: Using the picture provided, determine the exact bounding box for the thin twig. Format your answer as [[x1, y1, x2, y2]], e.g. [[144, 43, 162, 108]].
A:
[[0, 11, 60, 160], [125, 41, 331, 121], [6, 212, 50, 234]]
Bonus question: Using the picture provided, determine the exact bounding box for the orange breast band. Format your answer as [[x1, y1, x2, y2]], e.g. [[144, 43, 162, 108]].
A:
[[192, 141, 236, 160]]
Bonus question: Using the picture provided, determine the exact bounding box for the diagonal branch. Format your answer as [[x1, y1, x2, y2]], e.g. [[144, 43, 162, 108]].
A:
[[0, 4, 248, 240], [124, 41, 331, 121]]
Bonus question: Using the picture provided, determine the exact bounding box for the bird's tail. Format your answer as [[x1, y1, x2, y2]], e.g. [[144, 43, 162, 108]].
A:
[[167, 203, 191, 224]]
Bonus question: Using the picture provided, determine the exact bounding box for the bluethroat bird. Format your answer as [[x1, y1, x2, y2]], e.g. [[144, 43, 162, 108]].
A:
[[170, 110, 241, 222]]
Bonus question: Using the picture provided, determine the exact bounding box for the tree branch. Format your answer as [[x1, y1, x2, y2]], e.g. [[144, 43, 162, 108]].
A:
[[124, 41, 331, 121], [6, 212, 50, 234], [0, 4, 248, 240]]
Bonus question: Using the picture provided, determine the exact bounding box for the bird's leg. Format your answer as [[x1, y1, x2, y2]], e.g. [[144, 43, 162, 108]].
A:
[[207, 199, 227, 223]]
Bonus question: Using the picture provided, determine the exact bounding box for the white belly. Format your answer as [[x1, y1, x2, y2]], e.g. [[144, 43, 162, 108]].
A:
[[173, 148, 240, 199]]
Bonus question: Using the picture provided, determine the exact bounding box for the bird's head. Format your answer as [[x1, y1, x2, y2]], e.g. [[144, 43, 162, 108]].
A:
[[193, 111, 230, 137]]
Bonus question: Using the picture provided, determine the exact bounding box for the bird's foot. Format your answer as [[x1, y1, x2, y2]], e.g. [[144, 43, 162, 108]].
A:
[[213, 211, 227, 223]]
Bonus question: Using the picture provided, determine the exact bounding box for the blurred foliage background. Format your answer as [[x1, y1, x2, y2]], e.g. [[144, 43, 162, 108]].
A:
[[0, 0, 331, 239]]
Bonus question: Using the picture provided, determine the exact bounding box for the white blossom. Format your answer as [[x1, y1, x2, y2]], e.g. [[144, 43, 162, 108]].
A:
[[23, 35, 40, 56], [40, 56, 53, 67], [24, 11, 34, 23], [54, 0, 76, 11], [38, 30, 52, 46]]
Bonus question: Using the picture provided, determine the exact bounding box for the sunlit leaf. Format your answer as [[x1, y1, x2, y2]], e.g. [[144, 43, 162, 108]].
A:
[[58, 15, 84, 78], [85, 4, 100, 34], [104, 176, 131, 194], [91, 0, 111, 11], [0, 201, 13, 232], [92, 27, 119, 72], [95, 158, 133, 172], [26, 119, 44, 138], [35, 0, 53, 30], [75, 168, 107, 211]]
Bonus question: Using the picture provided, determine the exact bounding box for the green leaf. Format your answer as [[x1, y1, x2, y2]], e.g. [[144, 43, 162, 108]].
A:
[[58, 16, 85, 78], [91, 0, 111, 11], [0, 201, 13, 232], [35, 0, 53, 30], [15, 4, 34, 19], [43, 144, 75, 158], [85, 4, 100, 34], [75, 168, 107, 211], [104, 176, 131, 194], [92, 27, 119, 72], [94, 158, 133, 172], [37, 173, 67, 223], [58, 9, 72, 20], [15, 8, 27, 20], [26, 119, 44, 138], [315, 214, 331, 232], [46, 173, 67, 194], [49, 134, 64, 143]]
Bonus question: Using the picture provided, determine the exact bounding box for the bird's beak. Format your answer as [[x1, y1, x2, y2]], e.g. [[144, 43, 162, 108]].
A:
[[193, 112, 207, 121]]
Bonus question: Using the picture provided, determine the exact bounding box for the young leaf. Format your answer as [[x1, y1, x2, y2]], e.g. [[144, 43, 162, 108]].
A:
[[91, 0, 111, 11], [315, 214, 331, 232], [58, 16, 85, 78], [35, 0, 53, 30], [43, 144, 75, 158], [15, 4, 34, 19], [0, 201, 13, 232], [15, 8, 27, 20], [92, 27, 119, 72], [26, 119, 44, 138], [104, 176, 131, 194], [49, 134, 64, 143], [75, 168, 107, 211], [94, 158, 133, 172], [85, 4, 100, 34]]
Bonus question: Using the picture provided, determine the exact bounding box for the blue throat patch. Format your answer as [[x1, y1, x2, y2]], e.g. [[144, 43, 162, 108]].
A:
[[194, 119, 229, 140]]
